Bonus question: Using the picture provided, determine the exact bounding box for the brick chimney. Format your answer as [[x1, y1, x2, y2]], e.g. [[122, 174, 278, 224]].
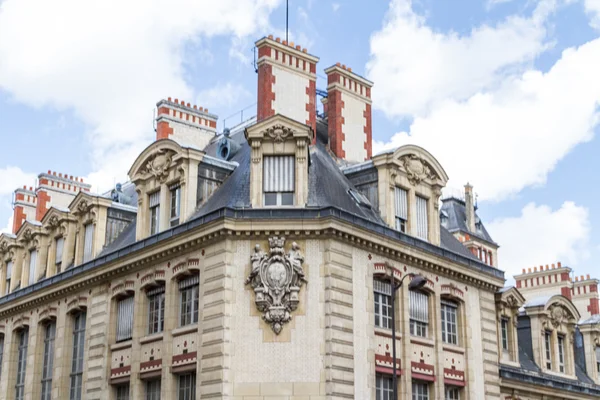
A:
[[255, 35, 319, 134], [36, 171, 91, 221], [156, 98, 217, 149], [12, 186, 36, 233], [324, 63, 373, 162], [464, 183, 476, 232]]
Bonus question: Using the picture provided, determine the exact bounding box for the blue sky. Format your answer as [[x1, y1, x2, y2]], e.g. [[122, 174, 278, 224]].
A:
[[1, 0, 599, 282]]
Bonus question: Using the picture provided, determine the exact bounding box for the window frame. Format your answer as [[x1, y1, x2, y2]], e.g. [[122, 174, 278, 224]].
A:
[[83, 222, 94, 263], [69, 312, 87, 400], [170, 184, 181, 227], [149, 191, 161, 235], [179, 275, 200, 327], [15, 328, 28, 400], [376, 373, 393, 400], [55, 236, 65, 272], [412, 381, 429, 400], [40, 321, 56, 400], [5, 260, 12, 294], [415, 195, 428, 241], [544, 330, 552, 370], [0, 333, 4, 379], [409, 290, 429, 338], [263, 155, 295, 207], [557, 334, 566, 373], [147, 286, 166, 335], [500, 317, 509, 352], [178, 372, 196, 400], [145, 379, 161, 400], [445, 386, 460, 400], [596, 346, 600, 373], [115, 383, 130, 400], [374, 280, 393, 330], [28, 248, 37, 285], [116, 296, 135, 342], [441, 300, 458, 345], [394, 187, 408, 233]]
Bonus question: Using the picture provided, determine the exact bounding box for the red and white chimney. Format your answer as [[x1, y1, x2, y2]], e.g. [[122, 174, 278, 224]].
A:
[[156, 98, 218, 149], [35, 171, 91, 221], [256, 35, 319, 134], [12, 186, 36, 233], [324, 63, 373, 162]]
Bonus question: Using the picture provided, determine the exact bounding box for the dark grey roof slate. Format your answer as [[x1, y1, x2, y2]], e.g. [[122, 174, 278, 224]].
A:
[[98, 218, 137, 257], [439, 226, 482, 262], [441, 198, 497, 245]]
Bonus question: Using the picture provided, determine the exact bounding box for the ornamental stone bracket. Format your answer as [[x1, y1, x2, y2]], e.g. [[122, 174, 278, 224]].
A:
[[245, 236, 307, 335]]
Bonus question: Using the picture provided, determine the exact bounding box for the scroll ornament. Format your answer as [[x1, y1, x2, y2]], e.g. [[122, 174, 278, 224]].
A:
[[245, 237, 307, 334]]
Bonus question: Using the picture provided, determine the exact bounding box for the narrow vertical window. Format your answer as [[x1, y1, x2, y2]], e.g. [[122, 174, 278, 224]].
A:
[[149, 191, 161, 235], [178, 373, 196, 400], [501, 318, 509, 351], [170, 183, 181, 227], [83, 223, 94, 262], [145, 379, 161, 400], [28, 248, 37, 285], [544, 331, 552, 370], [70, 312, 86, 400], [15, 328, 28, 400], [148, 286, 166, 335], [394, 187, 408, 233], [409, 290, 429, 337], [115, 383, 130, 400], [373, 280, 393, 329], [263, 155, 295, 206], [116, 296, 134, 342], [445, 386, 460, 400], [412, 381, 429, 400], [55, 237, 64, 273], [196, 166, 226, 207], [0, 334, 3, 379], [179, 275, 199, 326], [441, 301, 458, 345], [41, 322, 56, 400], [558, 334, 565, 373], [415, 195, 428, 240], [596, 347, 600, 373], [5, 260, 12, 294], [376, 374, 393, 400]]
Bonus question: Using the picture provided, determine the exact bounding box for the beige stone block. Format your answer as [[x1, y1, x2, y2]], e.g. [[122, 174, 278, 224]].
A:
[[260, 383, 294, 396], [293, 383, 320, 395], [235, 383, 261, 396]]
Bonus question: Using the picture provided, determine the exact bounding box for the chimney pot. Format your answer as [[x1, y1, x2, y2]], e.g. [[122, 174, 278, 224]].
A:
[[47, 170, 51, 174], [268, 34, 273, 39], [187, 102, 191, 107], [282, 40, 287, 45], [545, 265, 549, 270], [348, 67, 352, 72], [528, 268, 532, 273], [522, 268, 526, 274], [59, 173, 62, 178], [336, 62, 341, 67], [174, 98, 179, 104], [558, 262, 562, 267], [576, 276, 579, 281], [587, 274, 591, 279], [205, 109, 208, 113], [29, 186, 32, 191], [168, 97, 172, 101], [581, 275, 585, 281], [534, 267, 537, 272], [180, 99, 185, 106], [342, 64, 346, 69], [70, 175, 73, 180], [23, 185, 26, 189], [193, 105, 197, 109], [302, 48, 307, 53], [545, 264, 549, 270], [53, 171, 56, 176], [276, 37, 281, 43], [296, 45, 301, 50], [290, 41, 294, 47]]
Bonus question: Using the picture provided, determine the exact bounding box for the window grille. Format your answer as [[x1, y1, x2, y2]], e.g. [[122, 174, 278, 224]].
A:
[[409, 290, 428, 337], [178, 373, 196, 400], [395, 187, 408, 232], [116, 296, 134, 341], [441, 301, 458, 345], [416, 196, 428, 240]]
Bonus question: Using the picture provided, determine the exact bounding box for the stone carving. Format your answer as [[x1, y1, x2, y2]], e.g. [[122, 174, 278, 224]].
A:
[[48, 215, 60, 229], [245, 237, 307, 334], [399, 154, 438, 185], [0, 241, 8, 254], [144, 150, 173, 182], [23, 229, 33, 242], [77, 200, 89, 214], [506, 295, 519, 309], [549, 305, 569, 328], [265, 125, 293, 143]]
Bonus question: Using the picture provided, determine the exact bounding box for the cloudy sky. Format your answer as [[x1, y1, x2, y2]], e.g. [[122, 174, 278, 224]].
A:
[[0, 0, 599, 282]]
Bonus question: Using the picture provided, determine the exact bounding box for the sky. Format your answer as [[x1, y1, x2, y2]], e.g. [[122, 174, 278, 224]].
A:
[[0, 0, 599, 283]]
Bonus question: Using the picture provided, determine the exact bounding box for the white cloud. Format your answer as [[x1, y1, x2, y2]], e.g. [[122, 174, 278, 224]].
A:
[[487, 202, 591, 282], [197, 82, 251, 109], [0, 214, 13, 234], [366, 0, 554, 118], [332, 3, 341, 12], [0, 166, 36, 197], [584, 0, 600, 29], [0, 0, 280, 192]]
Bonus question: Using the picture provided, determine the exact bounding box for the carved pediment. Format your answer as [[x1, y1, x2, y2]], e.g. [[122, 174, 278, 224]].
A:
[[265, 124, 293, 143], [141, 149, 175, 183], [245, 237, 307, 334], [399, 154, 439, 186]]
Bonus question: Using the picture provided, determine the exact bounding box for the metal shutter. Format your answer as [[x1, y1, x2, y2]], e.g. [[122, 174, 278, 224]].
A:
[[395, 187, 408, 220], [116, 296, 134, 341], [55, 237, 64, 264], [179, 274, 200, 289], [28, 250, 37, 285], [409, 290, 429, 323], [263, 156, 294, 192], [83, 223, 94, 262], [416, 196, 428, 240]]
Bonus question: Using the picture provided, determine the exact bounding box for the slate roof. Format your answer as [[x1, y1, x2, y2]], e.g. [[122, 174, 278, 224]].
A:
[[440, 197, 497, 245]]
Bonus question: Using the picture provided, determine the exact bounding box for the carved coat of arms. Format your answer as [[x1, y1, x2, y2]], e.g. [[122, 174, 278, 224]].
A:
[[245, 237, 307, 334]]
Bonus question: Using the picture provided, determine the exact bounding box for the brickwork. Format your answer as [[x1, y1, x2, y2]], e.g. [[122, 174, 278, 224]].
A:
[[155, 98, 217, 150]]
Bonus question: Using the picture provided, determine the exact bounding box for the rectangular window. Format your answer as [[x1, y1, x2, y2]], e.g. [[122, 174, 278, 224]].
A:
[[55, 237, 64, 272], [116, 383, 130, 400], [263, 155, 295, 206], [445, 386, 460, 400], [501, 318, 509, 351], [395, 187, 408, 233], [145, 379, 161, 400], [0, 334, 3, 379], [374, 280, 393, 330], [179, 275, 200, 326], [5, 260, 12, 294], [40, 322, 56, 400], [117, 296, 134, 342], [178, 373, 196, 400], [196, 166, 227, 207], [170, 184, 181, 227], [376, 374, 393, 400], [149, 191, 161, 235], [83, 223, 94, 262], [558, 334, 565, 373], [15, 328, 28, 400], [410, 290, 429, 337], [69, 312, 86, 400], [105, 209, 134, 246], [545, 331, 552, 370], [596, 347, 600, 373], [28, 249, 37, 285], [441, 301, 458, 345], [416, 195, 428, 240], [148, 287, 166, 335], [412, 381, 429, 400]]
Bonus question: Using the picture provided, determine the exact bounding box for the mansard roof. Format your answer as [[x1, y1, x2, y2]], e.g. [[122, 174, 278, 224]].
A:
[[440, 196, 497, 246]]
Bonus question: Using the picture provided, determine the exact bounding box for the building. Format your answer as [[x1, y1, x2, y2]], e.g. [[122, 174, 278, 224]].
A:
[[0, 34, 599, 400]]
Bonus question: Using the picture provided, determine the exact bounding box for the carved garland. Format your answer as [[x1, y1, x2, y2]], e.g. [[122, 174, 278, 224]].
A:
[[143, 149, 174, 183], [265, 124, 293, 143], [399, 154, 439, 186], [245, 237, 307, 334]]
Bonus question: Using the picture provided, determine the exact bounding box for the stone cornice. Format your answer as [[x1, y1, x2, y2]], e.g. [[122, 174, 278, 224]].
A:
[[0, 206, 504, 319]]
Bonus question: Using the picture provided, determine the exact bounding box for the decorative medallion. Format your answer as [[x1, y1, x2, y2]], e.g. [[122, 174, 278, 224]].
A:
[[77, 200, 89, 214], [399, 154, 438, 185], [245, 237, 307, 334], [144, 149, 173, 182], [23, 229, 33, 242], [48, 215, 60, 229], [549, 305, 568, 328], [264, 125, 293, 143]]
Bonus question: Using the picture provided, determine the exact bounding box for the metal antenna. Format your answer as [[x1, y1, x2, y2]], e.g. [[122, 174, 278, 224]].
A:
[[286, 0, 289, 43]]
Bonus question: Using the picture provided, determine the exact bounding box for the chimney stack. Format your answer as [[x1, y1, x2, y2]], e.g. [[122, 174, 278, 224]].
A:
[[324, 63, 373, 162], [464, 183, 476, 232], [155, 98, 217, 149], [255, 35, 319, 134]]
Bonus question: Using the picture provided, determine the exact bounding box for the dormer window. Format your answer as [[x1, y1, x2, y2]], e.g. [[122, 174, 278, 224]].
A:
[[197, 165, 227, 207], [416, 196, 428, 240], [395, 187, 408, 233], [544, 331, 552, 370], [149, 192, 160, 235], [596, 347, 600, 373], [28, 249, 37, 285], [501, 318, 509, 351], [83, 223, 94, 263], [263, 155, 295, 206], [409, 290, 429, 337], [169, 183, 181, 227], [558, 334, 566, 373], [55, 237, 64, 273], [5, 260, 12, 294]]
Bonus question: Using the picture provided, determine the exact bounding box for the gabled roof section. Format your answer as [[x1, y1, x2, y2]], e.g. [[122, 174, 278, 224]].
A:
[[523, 294, 581, 321], [374, 144, 449, 186], [68, 190, 112, 216], [40, 205, 72, 225], [440, 197, 497, 245], [128, 138, 204, 181]]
